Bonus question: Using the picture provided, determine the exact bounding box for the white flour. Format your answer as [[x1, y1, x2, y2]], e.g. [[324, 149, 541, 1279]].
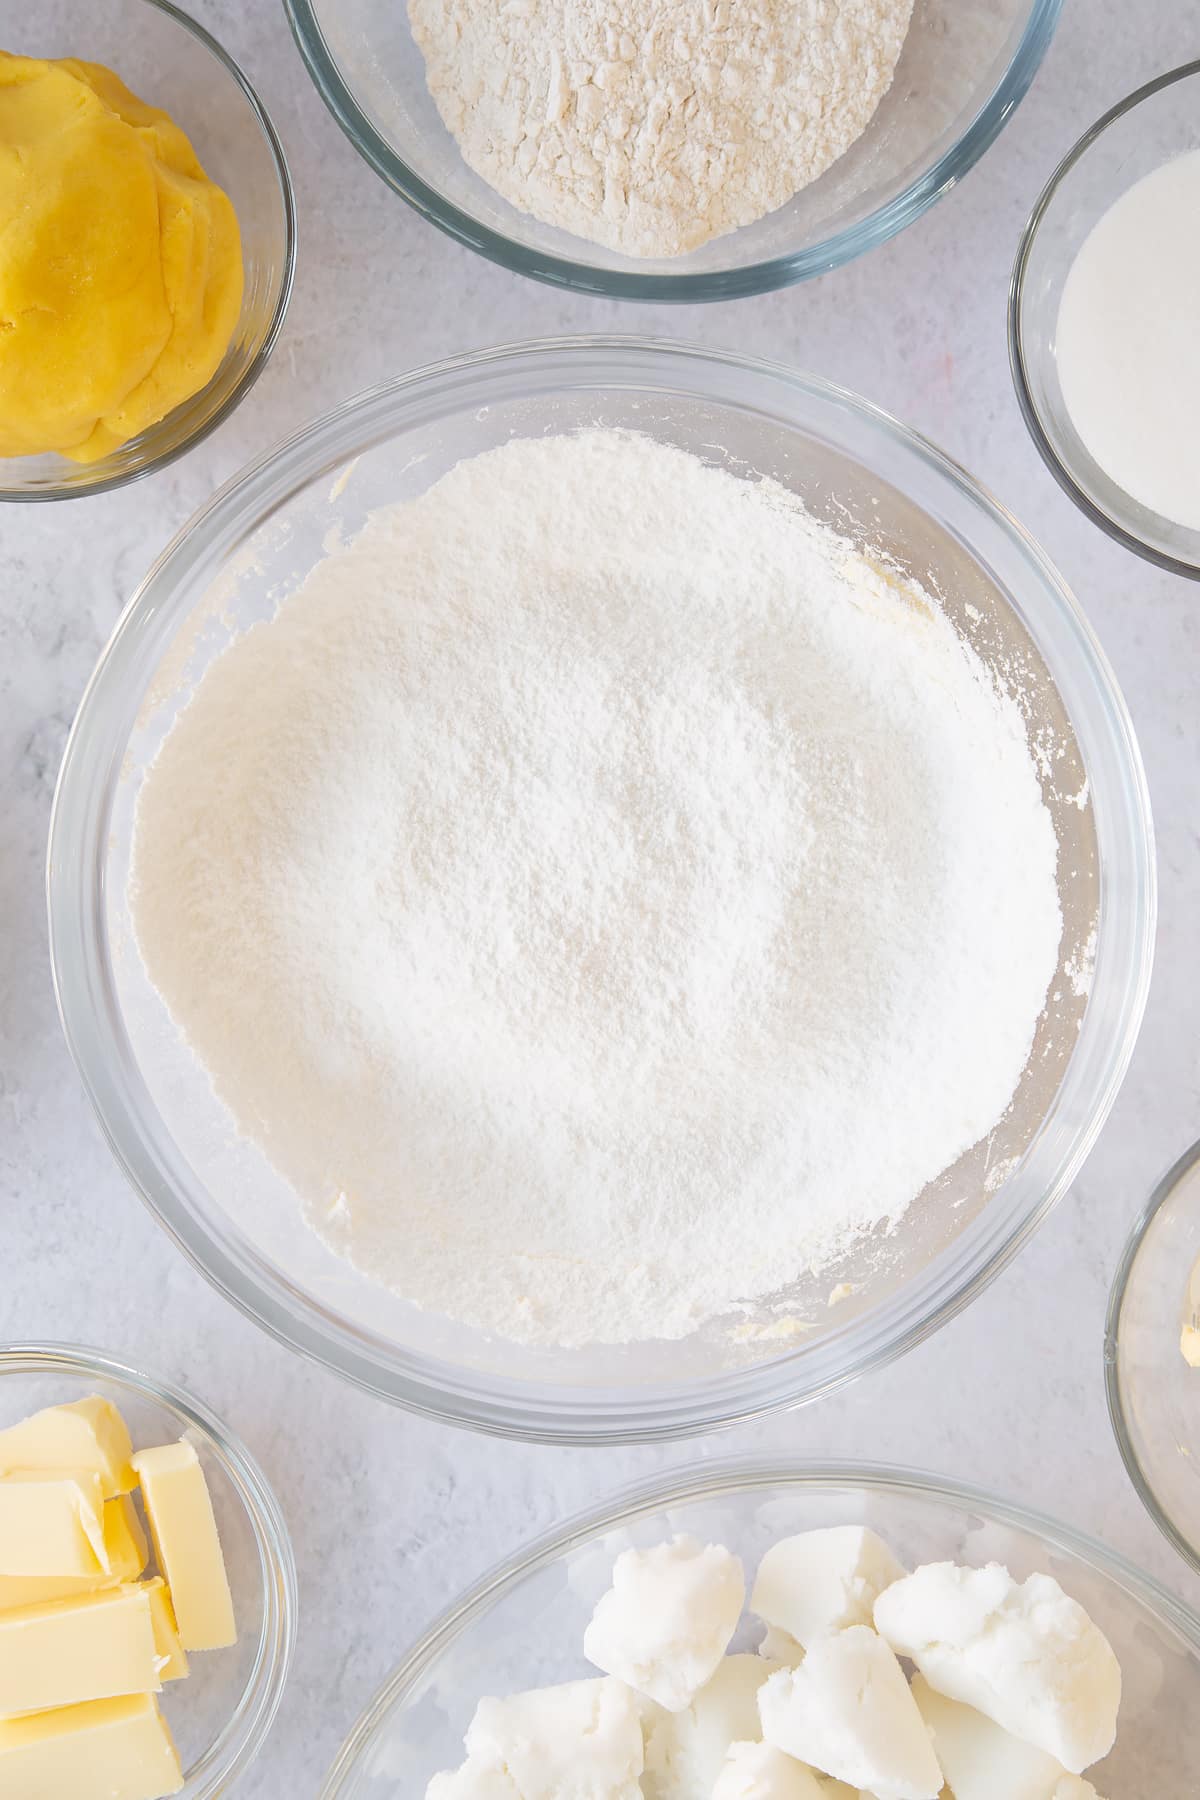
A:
[[407, 0, 914, 257], [130, 432, 1062, 1349]]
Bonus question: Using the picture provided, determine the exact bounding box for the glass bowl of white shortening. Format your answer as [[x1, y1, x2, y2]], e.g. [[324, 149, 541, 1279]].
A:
[[318, 1460, 1200, 1795], [283, 0, 1061, 300], [48, 338, 1154, 1443]]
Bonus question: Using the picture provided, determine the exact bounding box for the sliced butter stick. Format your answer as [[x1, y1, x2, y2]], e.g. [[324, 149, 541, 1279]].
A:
[[0, 1493, 147, 1611], [0, 1585, 160, 1716], [131, 1441, 236, 1650], [0, 1396, 136, 1498], [140, 1577, 189, 1682], [0, 1470, 108, 1576], [108, 1491, 150, 1577], [0, 1693, 182, 1800]]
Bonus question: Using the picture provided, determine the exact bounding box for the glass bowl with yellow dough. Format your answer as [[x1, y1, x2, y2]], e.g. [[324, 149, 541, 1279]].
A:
[[0, 1342, 296, 1796], [0, 0, 294, 501]]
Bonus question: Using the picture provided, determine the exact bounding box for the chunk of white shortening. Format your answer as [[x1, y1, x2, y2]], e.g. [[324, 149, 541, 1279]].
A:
[[874, 1563, 1120, 1774], [911, 1673, 1105, 1800], [751, 1529, 906, 1652], [426, 1759, 521, 1799], [712, 1740, 828, 1799], [642, 1654, 783, 1798], [758, 1627, 942, 1800], [583, 1536, 745, 1712], [462, 1676, 644, 1799]]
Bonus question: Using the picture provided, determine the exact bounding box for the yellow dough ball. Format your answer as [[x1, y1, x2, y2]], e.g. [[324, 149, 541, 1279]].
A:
[[0, 52, 243, 461]]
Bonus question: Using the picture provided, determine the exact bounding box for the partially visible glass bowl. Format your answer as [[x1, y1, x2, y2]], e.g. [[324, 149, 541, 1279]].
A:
[[48, 338, 1154, 1444], [285, 0, 1061, 300], [0, 1343, 297, 1796], [1010, 61, 1200, 579], [319, 1459, 1200, 1796], [0, 0, 295, 502], [1107, 1139, 1200, 1577]]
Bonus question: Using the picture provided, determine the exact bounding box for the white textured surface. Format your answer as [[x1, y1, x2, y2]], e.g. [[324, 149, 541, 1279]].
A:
[[2, 1, 1199, 1791]]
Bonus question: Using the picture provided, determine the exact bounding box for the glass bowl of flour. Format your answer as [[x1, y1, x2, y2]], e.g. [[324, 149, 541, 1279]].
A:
[[49, 338, 1154, 1442], [283, 0, 1061, 299], [319, 1460, 1200, 1796]]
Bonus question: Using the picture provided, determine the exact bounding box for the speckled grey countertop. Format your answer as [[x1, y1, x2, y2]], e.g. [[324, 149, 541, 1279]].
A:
[[3, 0, 1200, 1791]]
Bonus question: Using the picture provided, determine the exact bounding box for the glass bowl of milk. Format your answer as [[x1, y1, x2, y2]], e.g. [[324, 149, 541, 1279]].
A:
[[1010, 60, 1200, 579]]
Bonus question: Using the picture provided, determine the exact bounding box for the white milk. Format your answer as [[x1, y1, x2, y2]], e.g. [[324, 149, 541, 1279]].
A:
[[1057, 147, 1200, 531]]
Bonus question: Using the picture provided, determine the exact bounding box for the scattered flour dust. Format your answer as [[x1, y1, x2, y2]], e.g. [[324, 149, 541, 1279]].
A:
[[407, 0, 915, 257], [130, 431, 1062, 1349]]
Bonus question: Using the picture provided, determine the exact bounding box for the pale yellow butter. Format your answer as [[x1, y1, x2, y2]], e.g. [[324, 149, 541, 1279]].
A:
[[0, 1693, 182, 1798], [0, 1585, 160, 1716], [139, 1578, 189, 1683], [108, 1492, 150, 1578], [0, 1397, 136, 1498], [0, 1493, 147, 1611], [0, 1471, 107, 1576], [131, 1441, 236, 1651]]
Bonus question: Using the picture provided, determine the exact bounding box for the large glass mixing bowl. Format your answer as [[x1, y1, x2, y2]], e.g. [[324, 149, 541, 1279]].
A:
[[48, 339, 1154, 1443], [320, 1460, 1200, 1795], [284, 0, 1061, 299]]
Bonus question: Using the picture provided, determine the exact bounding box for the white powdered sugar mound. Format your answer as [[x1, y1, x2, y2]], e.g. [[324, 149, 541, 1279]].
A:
[[406, 0, 915, 257], [130, 431, 1062, 1348]]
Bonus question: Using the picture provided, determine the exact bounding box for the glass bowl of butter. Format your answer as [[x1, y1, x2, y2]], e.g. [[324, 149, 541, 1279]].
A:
[[0, 1342, 296, 1797], [1107, 1139, 1200, 1579], [0, 0, 295, 502], [319, 1458, 1200, 1796]]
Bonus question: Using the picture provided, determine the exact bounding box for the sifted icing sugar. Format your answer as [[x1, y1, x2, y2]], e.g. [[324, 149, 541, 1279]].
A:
[[130, 432, 1062, 1348]]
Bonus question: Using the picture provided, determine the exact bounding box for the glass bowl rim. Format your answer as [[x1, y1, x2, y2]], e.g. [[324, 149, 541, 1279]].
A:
[[0, 1339, 299, 1794], [283, 0, 1063, 302], [319, 1452, 1200, 1797], [1105, 1135, 1200, 1580], [0, 0, 298, 505], [47, 334, 1156, 1446], [1008, 57, 1200, 581]]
